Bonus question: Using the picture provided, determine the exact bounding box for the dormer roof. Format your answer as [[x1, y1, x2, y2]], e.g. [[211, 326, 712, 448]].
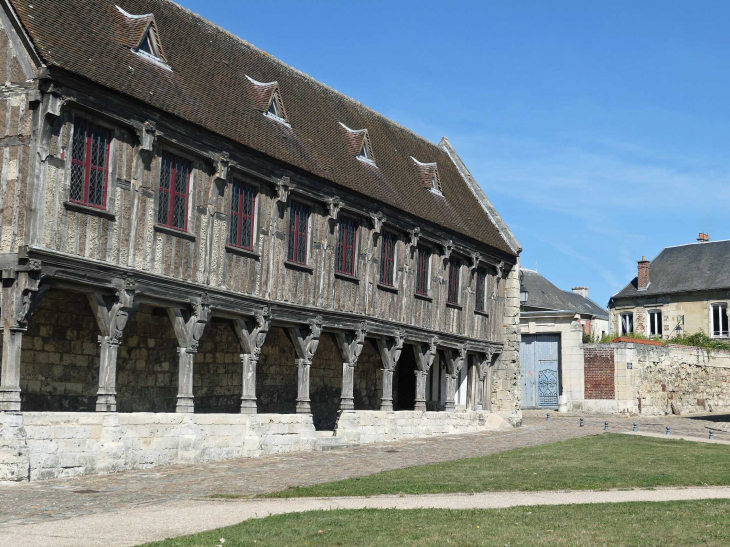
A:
[[8, 0, 517, 256]]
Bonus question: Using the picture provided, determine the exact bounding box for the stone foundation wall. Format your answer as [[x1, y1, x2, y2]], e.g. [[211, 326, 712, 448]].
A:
[[0, 409, 514, 482], [334, 410, 512, 444]]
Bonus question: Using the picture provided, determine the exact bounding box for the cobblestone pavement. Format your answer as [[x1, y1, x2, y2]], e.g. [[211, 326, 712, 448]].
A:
[[1, 410, 727, 528]]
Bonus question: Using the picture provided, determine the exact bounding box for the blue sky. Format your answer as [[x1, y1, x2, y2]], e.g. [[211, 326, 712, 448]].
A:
[[180, 0, 730, 308]]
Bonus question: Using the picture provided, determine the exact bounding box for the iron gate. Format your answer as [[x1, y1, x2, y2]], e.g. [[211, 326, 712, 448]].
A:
[[520, 334, 560, 408]]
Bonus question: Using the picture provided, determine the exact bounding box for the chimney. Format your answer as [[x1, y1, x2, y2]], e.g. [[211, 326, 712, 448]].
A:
[[637, 256, 650, 290], [697, 232, 710, 243], [572, 287, 589, 299]]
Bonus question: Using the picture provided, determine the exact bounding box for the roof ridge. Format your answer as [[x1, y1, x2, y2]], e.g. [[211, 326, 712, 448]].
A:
[[156, 0, 448, 155], [663, 239, 730, 249]]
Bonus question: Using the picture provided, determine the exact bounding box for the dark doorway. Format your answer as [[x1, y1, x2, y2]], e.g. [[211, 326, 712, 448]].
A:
[[395, 344, 417, 410]]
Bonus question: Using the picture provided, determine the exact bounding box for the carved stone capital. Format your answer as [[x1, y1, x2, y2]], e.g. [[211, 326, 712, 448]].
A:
[[135, 120, 157, 152], [326, 196, 342, 222], [275, 176, 291, 204], [470, 252, 482, 272], [369, 211, 384, 235], [409, 227, 421, 249], [214, 152, 230, 183], [442, 240, 453, 261]]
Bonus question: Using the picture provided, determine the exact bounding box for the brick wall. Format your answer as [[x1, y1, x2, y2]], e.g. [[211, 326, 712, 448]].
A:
[[584, 347, 615, 399]]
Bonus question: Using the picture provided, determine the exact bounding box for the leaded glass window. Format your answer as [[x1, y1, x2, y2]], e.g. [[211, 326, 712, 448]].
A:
[[69, 120, 111, 209], [336, 216, 358, 276], [447, 258, 461, 305], [158, 154, 191, 231], [415, 244, 431, 296], [287, 200, 309, 264], [229, 181, 257, 250], [475, 268, 488, 312], [379, 231, 396, 286]]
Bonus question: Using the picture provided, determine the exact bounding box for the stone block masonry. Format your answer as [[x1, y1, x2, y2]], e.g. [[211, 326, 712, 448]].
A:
[[0, 410, 511, 481]]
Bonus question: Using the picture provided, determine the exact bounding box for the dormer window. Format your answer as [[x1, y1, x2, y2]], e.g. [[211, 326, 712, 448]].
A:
[[411, 157, 442, 196], [359, 138, 373, 161], [339, 122, 376, 166], [117, 6, 171, 70], [246, 76, 290, 127]]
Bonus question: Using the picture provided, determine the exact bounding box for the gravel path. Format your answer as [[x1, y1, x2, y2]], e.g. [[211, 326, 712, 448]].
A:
[[4, 486, 730, 547]]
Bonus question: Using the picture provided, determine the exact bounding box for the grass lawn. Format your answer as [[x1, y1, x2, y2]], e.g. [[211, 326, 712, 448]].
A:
[[140, 499, 730, 546], [260, 434, 730, 498]]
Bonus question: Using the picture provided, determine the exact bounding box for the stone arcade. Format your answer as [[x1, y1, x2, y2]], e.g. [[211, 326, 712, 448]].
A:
[[0, 0, 522, 481]]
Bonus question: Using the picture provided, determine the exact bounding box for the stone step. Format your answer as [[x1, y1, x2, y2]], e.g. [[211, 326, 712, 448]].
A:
[[315, 435, 356, 451]]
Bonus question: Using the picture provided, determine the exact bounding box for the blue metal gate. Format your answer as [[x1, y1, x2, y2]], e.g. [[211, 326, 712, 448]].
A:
[[520, 334, 560, 408]]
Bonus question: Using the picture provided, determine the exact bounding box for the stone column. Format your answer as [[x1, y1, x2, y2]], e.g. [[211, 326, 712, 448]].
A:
[[413, 336, 439, 412], [167, 296, 210, 414], [0, 329, 24, 411], [87, 280, 136, 412], [443, 345, 466, 413], [240, 354, 258, 414], [0, 260, 45, 412], [444, 373, 457, 412], [233, 309, 270, 414], [176, 347, 195, 413], [334, 323, 367, 411], [376, 333, 403, 412], [296, 358, 312, 414], [380, 367, 394, 411], [286, 316, 322, 415], [414, 369, 429, 411]]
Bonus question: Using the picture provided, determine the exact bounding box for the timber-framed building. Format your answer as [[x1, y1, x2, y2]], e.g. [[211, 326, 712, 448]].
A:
[[0, 0, 521, 480]]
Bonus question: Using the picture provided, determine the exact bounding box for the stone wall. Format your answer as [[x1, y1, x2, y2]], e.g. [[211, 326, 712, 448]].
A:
[[584, 346, 615, 399], [334, 410, 512, 444], [577, 342, 730, 415], [491, 261, 521, 424], [1, 409, 512, 482]]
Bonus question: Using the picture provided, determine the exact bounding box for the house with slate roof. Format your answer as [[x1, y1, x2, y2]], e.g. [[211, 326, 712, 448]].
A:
[[519, 269, 608, 409], [0, 0, 523, 480], [609, 234, 730, 340]]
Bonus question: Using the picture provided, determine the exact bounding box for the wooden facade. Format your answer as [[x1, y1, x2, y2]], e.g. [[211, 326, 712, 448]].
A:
[[0, 1, 519, 418]]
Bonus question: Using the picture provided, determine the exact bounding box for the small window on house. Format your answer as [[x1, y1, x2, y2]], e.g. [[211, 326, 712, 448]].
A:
[[287, 200, 310, 265], [267, 89, 285, 120], [475, 268, 488, 313], [415, 244, 432, 296], [712, 303, 729, 337], [358, 137, 373, 161], [620, 312, 634, 335], [70, 119, 112, 210], [229, 181, 257, 251], [335, 216, 358, 276], [447, 258, 461, 305], [379, 231, 396, 287], [157, 154, 191, 231], [648, 310, 662, 338]]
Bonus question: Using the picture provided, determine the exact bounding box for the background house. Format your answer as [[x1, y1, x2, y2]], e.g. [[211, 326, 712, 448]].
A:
[[608, 234, 730, 340], [519, 269, 608, 409]]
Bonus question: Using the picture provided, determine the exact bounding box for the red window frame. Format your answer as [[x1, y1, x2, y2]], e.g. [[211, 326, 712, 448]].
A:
[[415, 244, 431, 296], [69, 119, 112, 210], [157, 154, 191, 231], [475, 268, 487, 312], [447, 258, 461, 304], [379, 231, 396, 286], [336, 216, 358, 276], [228, 181, 257, 250], [287, 200, 309, 264]]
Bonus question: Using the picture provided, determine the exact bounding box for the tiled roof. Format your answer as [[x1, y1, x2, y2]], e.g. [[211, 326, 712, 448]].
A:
[[9, 0, 516, 255], [522, 269, 608, 319], [611, 240, 730, 302]]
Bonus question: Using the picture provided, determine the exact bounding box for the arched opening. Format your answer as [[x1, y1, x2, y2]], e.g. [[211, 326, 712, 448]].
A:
[[116, 304, 178, 412], [394, 344, 417, 410], [309, 333, 341, 430], [256, 326, 297, 415], [353, 338, 382, 410], [17, 289, 99, 411], [193, 318, 242, 413]]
